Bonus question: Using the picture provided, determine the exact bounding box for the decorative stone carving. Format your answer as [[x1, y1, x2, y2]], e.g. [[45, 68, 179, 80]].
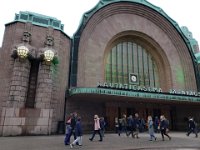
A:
[[22, 31, 31, 43], [44, 35, 54, 47]]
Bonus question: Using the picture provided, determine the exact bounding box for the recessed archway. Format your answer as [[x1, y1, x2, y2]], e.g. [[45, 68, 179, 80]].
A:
[[103, 31, 172, 91]]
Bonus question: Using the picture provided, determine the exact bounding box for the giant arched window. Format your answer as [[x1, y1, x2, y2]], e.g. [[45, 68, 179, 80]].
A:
[[105, 41, 160, 87]]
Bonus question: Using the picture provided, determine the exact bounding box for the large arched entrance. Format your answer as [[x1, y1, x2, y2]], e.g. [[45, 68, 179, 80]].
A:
[[101, 31, 175, 130], [104, 31, 172, 92]]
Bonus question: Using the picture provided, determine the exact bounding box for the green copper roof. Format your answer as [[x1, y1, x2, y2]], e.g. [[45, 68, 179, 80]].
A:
[[13, 11, 64, 31], [181, 26, 199, 54], [76, 0, 180, 32], [195, 52, 200, 64]]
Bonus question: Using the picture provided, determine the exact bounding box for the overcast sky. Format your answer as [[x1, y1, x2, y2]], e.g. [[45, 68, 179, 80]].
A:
[[0, 0, 199, 47]]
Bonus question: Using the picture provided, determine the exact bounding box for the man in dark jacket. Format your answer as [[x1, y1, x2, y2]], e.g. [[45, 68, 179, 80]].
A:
[[187, 117, 198, 138], [160, 115, 171, 141]]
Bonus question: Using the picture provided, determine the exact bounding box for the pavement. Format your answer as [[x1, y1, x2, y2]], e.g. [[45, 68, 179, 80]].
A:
[[0, 132, 200, 150]]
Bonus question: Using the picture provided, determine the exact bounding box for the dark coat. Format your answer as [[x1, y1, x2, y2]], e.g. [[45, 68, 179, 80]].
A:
[[188, 119, 196, 129], [160, 119, 169, 130], [70, 116, 77, 130], [75, 120, 83, 136], [132, 117, 140, 130]]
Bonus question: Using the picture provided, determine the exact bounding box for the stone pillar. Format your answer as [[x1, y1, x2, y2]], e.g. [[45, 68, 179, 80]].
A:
[[2, 56, 31, 136], [8, 58, 30, 107], [35, 62, 53, 109]]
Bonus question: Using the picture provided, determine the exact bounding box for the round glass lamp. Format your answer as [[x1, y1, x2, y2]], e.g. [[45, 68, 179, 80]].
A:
[[17, 46, 29, 58], [44, 50, 54, 62]]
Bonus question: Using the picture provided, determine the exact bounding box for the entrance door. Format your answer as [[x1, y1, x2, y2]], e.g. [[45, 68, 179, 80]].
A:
[[170, 106, 177, 130], [106, 106, 118, 130]]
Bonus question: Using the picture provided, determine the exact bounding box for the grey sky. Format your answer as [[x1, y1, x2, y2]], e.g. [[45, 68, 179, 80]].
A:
[[0, 0, 199, 47]]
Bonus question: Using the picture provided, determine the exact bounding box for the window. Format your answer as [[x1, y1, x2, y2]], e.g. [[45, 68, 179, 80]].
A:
[[105, 41, 160, 87]]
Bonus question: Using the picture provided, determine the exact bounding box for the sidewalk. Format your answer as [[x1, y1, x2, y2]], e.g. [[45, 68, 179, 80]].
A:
[[0, 132, 199, 150]]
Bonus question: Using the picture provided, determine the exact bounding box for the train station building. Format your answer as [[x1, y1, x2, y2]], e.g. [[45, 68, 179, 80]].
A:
[[0, 0, 200, 136]]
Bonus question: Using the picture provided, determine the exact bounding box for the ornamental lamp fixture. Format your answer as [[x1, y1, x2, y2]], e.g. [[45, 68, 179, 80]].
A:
[[17, 46, 29, 58], [44, 49, 54, 62]]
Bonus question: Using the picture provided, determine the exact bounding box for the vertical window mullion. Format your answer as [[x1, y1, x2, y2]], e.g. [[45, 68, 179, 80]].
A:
[[147, 53, 150, 86], [152, 61, 156, 87], [132, 42, 134, 73], [137, 45, 140, 85], [116, 45, 118, 83], [110, 51, 112, 83], [121, 42, 124, 84], [127, 42, 129, 84], [142, 48, 145, 86]]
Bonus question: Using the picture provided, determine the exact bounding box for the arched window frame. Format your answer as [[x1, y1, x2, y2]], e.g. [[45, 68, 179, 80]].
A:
[[105, 39, 160, 88]]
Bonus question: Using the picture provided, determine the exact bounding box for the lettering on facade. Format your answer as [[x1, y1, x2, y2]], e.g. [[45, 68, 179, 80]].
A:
[[97, 82, 200, 97], [169, 89, 200, 97], [69, 87, 200, 102]]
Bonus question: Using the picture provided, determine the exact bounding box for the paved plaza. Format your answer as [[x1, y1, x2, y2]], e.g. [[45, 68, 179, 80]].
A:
[[0, 132, 200, 150]]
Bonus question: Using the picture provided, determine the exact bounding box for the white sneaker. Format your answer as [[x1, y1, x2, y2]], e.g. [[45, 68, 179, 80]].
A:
[[70, 144, 73, 148]]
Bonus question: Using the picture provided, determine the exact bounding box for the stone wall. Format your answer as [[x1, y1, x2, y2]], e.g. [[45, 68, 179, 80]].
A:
[[2, 107, 53, 135], [0, 21, 70, 136], [76, 2, 197, 92]]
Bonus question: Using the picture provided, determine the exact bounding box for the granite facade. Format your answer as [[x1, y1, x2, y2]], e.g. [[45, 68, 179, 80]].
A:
[[0, 1, 199, 135], [0, 22, 70, 136]]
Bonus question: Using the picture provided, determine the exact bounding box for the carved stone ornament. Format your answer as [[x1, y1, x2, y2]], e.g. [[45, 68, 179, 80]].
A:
[[44, 35, 54, 47], [22, 31, 31, 43]]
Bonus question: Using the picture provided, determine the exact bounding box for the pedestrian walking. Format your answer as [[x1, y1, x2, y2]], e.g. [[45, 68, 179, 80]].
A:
[[186, 117, 198, 138], [154, 116, 160, 133], [89, 114, 103, 141], [139, 117, 146, 133], [100, 117, 106, 137], [114, 117, 119, 134], [132, 113, 140, 138], [118, 114, 127, 136], [64, 113, 72, 145], [160, 115, 171, 141], [70, 117, 83, 148], [68, 112, 78, 142], [147, 115, 157, 141], [126, 115, 134, 137]]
